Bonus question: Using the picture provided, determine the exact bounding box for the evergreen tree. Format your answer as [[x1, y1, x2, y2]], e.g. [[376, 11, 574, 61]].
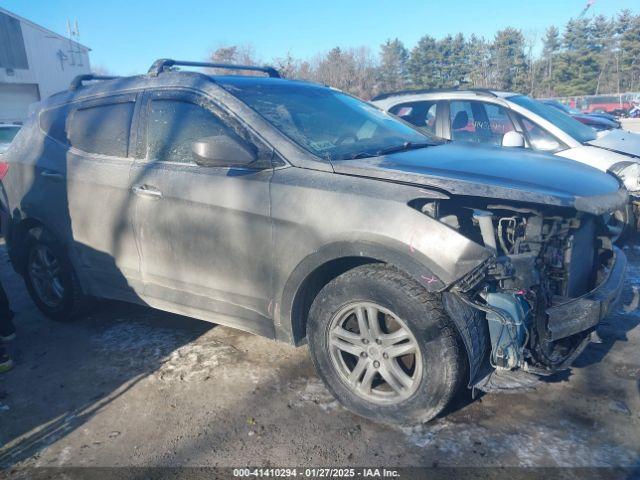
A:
[[618, 11, 640, 91], [490, 28, 529, 91], [541, 26, 561, 95], [378, 38, 409, 92], [407, 35, 440, 88]]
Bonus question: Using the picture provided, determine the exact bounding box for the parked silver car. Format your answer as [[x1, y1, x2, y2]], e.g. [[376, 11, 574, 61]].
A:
[[0, 61, 628, 424], [373, 89, 640, 238]]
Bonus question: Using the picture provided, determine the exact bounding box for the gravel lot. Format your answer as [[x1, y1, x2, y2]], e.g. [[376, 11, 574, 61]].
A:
[[0, 235, 638, 476]]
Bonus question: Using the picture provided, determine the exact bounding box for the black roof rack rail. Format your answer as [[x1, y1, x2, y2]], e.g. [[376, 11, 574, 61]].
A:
[[69, 74, 120, 91], [371, 87, 498, 102], [147, 58, 281, 78]]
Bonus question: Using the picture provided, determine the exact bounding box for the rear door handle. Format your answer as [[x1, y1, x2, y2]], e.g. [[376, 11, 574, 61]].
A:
[[41, 170, 63, 181], [132, 184, 163, 199]]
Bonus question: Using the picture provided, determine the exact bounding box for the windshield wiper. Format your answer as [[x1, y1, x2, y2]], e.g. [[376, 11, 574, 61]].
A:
[[375, 141, 433, 156], [343, 141, 433, 160], [347, 151, 377, 160]]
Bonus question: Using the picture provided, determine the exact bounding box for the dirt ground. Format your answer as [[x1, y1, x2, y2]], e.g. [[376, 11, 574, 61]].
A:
[[0, 234, 639, 475]]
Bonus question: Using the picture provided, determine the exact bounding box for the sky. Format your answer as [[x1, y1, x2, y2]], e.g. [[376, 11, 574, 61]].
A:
[[2, 0, 639, 76]]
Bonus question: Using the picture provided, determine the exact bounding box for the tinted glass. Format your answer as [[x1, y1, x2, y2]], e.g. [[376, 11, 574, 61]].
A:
[[484, 103, 515, 136], [40, 106, 70, 145], [449, 101, 515, 146], [220, 81, 435, 161], [69, 102, 134, 157], [509, 95, 597, 143], [148, 99, 240, 163], [389, 101, 438, 136]]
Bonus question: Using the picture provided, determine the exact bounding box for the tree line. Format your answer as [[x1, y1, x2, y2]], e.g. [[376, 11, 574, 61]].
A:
[[208, 9, 640, 100]]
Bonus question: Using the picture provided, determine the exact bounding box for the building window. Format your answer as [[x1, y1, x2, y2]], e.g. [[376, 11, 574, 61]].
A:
[[0, 12, 29, 70]]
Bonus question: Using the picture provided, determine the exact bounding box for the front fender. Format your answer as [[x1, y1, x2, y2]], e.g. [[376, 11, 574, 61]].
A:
[[275, 234, 489, 345]]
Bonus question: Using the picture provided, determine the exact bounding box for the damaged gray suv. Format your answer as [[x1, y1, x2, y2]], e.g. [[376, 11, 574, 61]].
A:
[[0, 59, 629, 424]]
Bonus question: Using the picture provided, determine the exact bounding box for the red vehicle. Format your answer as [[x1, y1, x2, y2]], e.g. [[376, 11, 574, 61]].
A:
[[541, 100, 621, 131], [565, 94, 639, 117]]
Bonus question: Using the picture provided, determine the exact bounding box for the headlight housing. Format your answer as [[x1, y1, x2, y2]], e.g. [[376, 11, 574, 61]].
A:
[[609, 162, 640, 193]]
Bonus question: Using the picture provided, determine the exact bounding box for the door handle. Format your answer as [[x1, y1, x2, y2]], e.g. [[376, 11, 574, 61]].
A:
[[132, 184, 163, 199], [40, 170, 63, 181]]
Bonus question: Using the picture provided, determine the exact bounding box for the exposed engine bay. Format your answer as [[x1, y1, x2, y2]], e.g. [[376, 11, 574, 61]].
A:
[[421, 198, 618, 379]]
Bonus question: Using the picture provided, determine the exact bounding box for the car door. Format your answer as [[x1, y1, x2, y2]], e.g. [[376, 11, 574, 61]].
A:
[[64, 93, 143, 299], [130, 89, 275, 335]]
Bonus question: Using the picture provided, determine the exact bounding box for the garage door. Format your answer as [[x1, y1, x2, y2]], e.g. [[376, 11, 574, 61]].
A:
[[0, 83, 40, 122]]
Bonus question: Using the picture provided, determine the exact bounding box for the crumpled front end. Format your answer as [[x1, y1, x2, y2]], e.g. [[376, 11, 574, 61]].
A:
[[425, 195, 627, 387]]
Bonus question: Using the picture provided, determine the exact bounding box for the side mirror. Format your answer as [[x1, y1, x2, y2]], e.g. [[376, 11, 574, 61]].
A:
[[192, 135, 257, 168], [501, 131, 525, 148]]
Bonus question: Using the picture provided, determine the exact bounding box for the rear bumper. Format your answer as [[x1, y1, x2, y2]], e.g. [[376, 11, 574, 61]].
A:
[[546, 247, 626, 341]]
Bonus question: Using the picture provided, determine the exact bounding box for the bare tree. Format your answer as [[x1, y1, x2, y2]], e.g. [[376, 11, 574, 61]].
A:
[[207, 44, 261, 75]]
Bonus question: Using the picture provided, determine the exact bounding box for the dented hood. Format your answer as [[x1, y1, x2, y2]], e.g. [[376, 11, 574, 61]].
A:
[[332, 142, 626, 215]]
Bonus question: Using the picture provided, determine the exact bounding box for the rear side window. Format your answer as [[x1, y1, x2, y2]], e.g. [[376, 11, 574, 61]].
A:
[[147, 99, 238, 163], [68, 101, 134, 157], [389, 101, 438, 136], [449, 101, 477, 141]]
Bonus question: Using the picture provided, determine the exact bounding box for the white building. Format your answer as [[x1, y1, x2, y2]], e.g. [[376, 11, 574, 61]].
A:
[[0, 7, 91, 123]]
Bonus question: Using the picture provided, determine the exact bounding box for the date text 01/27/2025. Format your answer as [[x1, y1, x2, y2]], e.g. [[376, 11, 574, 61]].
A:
[[232, 467, 400, 478]]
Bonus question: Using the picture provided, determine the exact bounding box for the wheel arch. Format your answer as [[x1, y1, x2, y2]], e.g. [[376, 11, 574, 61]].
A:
[[7, 213, 72, 275], [7, 215, 47, 274], [276, 240, 448, 346]]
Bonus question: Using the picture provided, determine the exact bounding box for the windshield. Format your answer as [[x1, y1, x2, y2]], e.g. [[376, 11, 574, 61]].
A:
[[544, 101, 583, 116], [220, 80, 437, 160], [0, 126, 20, 144], [510, 95, 597, 143]]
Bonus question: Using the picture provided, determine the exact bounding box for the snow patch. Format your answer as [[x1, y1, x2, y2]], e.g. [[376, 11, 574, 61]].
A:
[[399, 419, 636, 467], [91, 322, 239, 382], [290, 377, 341, 412]]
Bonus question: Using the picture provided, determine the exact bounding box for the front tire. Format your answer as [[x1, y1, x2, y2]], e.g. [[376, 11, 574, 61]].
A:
[[307, 264, 464, 425], [23, 231, 91, 322]]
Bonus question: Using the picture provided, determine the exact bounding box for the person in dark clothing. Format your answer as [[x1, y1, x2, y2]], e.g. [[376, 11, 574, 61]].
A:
[[0, 281, 15, 373]]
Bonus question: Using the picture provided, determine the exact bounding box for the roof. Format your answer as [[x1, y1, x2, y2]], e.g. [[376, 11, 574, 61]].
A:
[[43, 68, 330, 110], [0, 7, 91, 51], [371, 88, 517, 102], [212, 74, 321, 89]]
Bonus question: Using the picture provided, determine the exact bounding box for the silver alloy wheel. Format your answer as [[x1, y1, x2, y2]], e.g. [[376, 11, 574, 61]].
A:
[[328, 302, 422, 405], [28, 244, 65, 308]]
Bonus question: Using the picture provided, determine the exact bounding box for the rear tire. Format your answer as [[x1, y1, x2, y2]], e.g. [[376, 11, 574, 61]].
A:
[[307, 264, 464, 425], [23, 231, 92, 322]]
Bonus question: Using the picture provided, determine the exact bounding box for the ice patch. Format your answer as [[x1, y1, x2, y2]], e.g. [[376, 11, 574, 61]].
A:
[[56, 446, 72, 466], [398, 419, 637, 467], [289, 377, 341, 412], [155, 341, 239, 382], [91, 322, 239, 382], [400, 419, 452, 448]]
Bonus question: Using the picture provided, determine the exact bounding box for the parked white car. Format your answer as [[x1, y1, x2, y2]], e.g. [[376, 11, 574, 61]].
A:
[[373, 89, 640, 235]]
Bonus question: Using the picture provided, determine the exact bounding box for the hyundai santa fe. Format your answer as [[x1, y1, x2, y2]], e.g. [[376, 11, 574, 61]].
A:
[[0, 60, 629, 424]]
